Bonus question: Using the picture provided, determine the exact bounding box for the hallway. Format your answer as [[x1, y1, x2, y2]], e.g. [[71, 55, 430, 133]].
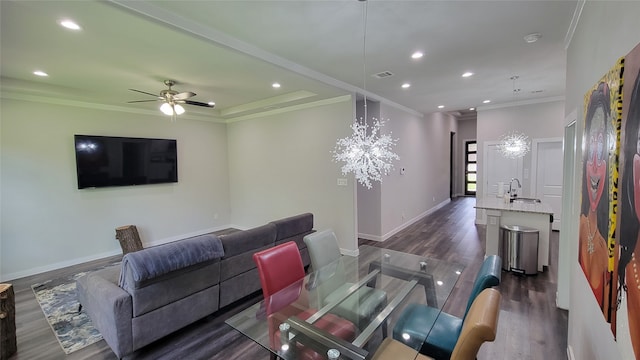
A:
[[360, 197, 568, 359]]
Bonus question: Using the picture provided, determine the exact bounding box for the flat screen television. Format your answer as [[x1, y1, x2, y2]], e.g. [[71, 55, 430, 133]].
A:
[[74, 135, 178, 189]]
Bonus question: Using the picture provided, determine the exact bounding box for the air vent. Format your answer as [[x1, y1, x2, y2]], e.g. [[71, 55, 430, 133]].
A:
[[372, 71, 394, 79]]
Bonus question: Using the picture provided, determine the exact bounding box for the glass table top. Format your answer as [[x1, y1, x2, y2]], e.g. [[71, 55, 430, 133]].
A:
[[226, 245, 464, 360]]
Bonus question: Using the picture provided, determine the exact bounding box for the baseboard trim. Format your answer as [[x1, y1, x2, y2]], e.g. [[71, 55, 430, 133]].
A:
[[381, 199, 451, 241], [144, 225, 242, 247], [2, 224, 233, 281], [567, 345, 575, 360], [358, 199, 451, 242], [2, 248, 122, 282], [358, 233, 383, 242]]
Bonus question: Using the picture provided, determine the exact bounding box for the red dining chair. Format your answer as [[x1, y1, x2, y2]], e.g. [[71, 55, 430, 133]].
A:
[[253, 241, 357, 360]]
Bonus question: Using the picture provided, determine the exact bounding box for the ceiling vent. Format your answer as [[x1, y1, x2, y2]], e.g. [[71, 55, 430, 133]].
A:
[[372, 71, 394, 79]]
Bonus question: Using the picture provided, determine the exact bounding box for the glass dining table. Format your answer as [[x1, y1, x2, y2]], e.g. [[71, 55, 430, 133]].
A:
[[226, 245, 464, 360]]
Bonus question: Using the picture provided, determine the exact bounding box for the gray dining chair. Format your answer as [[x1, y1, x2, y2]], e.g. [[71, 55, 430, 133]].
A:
[[304, 229, 343, 271], [303, 229, 388, 331]]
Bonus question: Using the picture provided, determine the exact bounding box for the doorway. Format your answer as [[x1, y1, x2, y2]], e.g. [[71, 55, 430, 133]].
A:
[[464, 140, 477, 196], [450, 132, 456, 198]]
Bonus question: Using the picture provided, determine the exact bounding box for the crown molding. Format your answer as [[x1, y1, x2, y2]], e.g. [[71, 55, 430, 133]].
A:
[[1, 91, 226, 123], [225, 95, 352, 123], [564, 0, 586, 50]]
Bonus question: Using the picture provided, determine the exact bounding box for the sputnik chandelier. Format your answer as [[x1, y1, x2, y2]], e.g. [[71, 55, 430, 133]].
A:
[[334, 118, 399, 189], [332, 0, 399, 189], [497, 131, 530, 159]]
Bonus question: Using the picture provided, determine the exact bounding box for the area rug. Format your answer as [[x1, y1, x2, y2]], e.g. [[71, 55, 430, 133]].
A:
[[31, 262, 120, 354]]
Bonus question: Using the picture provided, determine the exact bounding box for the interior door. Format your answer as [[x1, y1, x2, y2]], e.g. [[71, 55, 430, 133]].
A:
[[533, 139, 564, 230]]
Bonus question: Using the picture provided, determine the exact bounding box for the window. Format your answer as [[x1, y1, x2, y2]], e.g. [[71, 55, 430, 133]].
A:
[[465, 141, 477, 195]]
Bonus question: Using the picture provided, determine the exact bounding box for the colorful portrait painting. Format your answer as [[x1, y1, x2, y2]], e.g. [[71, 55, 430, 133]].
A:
[[579, 58, 623, 333], [617, 42, 640, 359]]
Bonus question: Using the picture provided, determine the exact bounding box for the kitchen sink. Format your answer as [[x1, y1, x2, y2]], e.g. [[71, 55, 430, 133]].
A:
[[511, 197, 541, 204]]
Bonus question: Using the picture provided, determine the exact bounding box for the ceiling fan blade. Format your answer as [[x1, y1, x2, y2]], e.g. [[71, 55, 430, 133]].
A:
[[128, 99, 161, 103], [184, 100, 215, 108], [128, 88, 161, 98], [173, 91, 196, 100]]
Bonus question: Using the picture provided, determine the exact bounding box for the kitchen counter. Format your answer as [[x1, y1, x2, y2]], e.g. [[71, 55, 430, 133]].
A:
[[476, 196, 554, 272], [475, 197, 554, 215]]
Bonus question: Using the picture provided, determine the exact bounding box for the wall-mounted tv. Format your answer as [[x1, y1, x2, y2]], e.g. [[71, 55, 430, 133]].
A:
[[74, 135, 178, 189]]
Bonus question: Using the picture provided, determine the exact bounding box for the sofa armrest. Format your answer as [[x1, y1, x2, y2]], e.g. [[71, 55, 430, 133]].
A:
[[77, 270, 133, 359]]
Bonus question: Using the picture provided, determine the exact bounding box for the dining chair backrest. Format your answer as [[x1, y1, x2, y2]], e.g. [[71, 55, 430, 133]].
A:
[[463, 255, 501, 320], [303, 229, 342, 270], [450, 288, 501, 360], [253, 241, 305, 299]]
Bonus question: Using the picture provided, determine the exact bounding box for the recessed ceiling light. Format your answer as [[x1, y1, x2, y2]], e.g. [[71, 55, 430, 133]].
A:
[[401, 83, 411, 89], [272, 82, 281, 88], [469, 107, 475, 111], [482, 100, 491, 104], [59, 19, 81, 31], [524, 33, 541, 43], [437, 105, 445, 109], [33, 70, 48, 77], [462, 72, 474, 78], [411, 51, 424, 59]]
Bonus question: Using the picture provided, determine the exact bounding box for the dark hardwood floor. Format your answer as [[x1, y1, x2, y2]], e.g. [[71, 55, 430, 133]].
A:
[[8, 197, 567, 359]]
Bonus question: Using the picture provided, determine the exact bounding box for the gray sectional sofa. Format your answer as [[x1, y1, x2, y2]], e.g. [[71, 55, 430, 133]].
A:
[[76, 213, 314, 359]]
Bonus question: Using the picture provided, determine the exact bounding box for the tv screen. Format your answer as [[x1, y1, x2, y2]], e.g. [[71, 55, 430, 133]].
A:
[[74, 135, 178, 189]]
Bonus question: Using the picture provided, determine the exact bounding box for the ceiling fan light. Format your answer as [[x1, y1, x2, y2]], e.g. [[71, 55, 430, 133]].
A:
[[160, 103, 174, 115], [174, 104, 185, 115]]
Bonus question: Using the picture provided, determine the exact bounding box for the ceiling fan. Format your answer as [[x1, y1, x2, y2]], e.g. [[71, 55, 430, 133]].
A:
[[128, 80, 215, 119]]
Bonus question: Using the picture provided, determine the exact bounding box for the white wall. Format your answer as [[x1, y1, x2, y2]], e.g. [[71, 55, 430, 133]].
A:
[[0, 98, 231, 280], [476, 100, 565, 201], [457, 118, 477, 196], [226, 97, 358, 252], [379, 107, 457, 239], [565, 1, 640, 359]]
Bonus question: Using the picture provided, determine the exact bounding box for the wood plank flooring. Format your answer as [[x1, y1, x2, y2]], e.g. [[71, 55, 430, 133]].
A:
[[7, 197, 567, 359]]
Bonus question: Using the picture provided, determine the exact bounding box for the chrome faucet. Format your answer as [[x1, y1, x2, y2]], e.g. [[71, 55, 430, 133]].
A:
[[509, 178, 521, 200]]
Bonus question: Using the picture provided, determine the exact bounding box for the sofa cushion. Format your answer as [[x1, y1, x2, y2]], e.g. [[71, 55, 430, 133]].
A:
[[119, 234, 224, 290], [129, 260, 221, 317], [219, 223, 277, 259], [270, 213, 314, 241], [220, 244, 272, 282], [219, 267, 263, 308], [131, 284, 220, 349], [271, 214, 315, 268]]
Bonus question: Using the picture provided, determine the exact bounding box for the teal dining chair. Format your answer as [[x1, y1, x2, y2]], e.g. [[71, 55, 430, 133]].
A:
[[303, 229, 388, 331], [372, 288, 502, 360], [391, 255, 502, 359]]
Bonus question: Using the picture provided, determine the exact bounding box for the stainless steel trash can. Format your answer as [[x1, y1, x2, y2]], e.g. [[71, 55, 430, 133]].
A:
[[499, 225, 539, 275]]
